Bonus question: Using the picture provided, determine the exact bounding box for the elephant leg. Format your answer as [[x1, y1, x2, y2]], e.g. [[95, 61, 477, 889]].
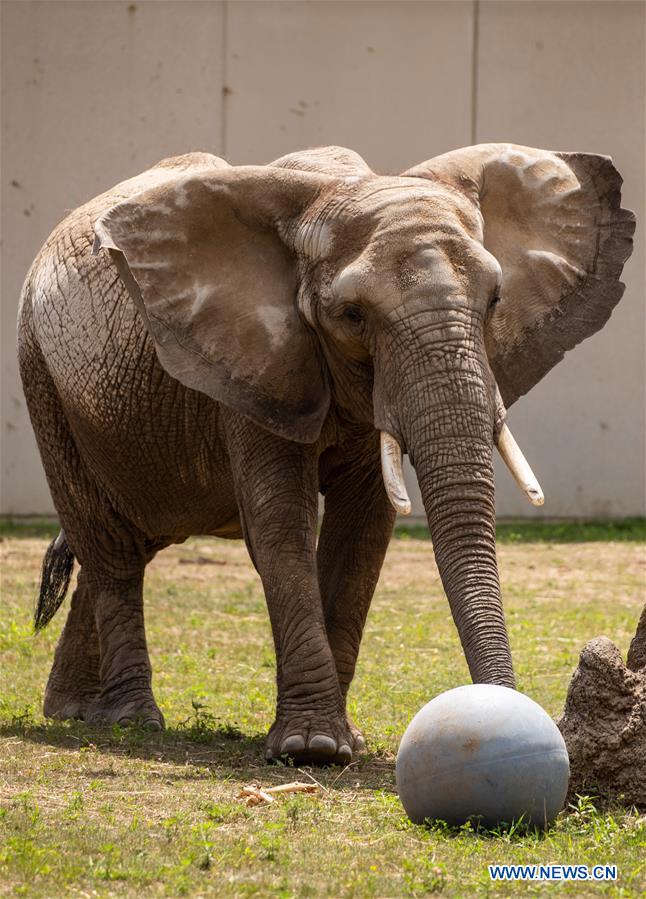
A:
[[225, 412, 351, 765], [82, 562, 163, 730], [20, 310, 162, 728], [44, 556, 162, 729], [317, 434, 396, 751], [43, 567, 101, 721]]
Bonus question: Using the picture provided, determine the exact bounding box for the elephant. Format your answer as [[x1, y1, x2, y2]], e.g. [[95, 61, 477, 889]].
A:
[[18, 144, 634, 765]]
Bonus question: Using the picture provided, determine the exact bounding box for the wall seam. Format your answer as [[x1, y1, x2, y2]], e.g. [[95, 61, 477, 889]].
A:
[[470, 0, 480, 144], [220, 0, 228, 158]]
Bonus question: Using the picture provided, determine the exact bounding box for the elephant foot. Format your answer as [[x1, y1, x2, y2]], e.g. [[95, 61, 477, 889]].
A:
[[84, 692, 165, 731], [265, 710, 354, 766], [346, 714, 367, 753], [44, 686, 99, 722]]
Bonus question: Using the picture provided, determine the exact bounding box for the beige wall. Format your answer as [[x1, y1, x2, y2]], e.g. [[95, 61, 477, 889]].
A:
[[1, 0, 644, 518], [479, 1, 645, 518]]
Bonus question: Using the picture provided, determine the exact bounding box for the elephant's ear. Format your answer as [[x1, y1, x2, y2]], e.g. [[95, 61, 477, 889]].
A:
[[271, 145, 373, 178], [405, 144, 635, 407], [94, 166, 332, 442]]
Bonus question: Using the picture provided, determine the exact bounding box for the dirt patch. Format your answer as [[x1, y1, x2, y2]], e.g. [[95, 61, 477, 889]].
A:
[[558, 607, 646, 809], [498, 543, 646, 607]]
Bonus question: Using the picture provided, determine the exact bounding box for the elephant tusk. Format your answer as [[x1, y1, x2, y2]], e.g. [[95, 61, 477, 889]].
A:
[[380, 432, 412, 515], [495, 423, 544, 507]]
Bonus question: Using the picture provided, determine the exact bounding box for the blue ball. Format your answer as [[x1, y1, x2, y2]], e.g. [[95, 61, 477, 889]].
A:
[[396, 684, 569, 829]]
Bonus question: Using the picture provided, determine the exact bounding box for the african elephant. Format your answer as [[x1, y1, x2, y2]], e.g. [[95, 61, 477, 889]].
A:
[[18, 144, 634, 764]]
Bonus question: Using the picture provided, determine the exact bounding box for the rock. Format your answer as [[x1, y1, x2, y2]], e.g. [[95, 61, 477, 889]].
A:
[[557, 610, 646, 809]]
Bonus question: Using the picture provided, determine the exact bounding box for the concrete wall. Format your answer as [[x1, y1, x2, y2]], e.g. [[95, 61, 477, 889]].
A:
[[1, 0, 644, 518]]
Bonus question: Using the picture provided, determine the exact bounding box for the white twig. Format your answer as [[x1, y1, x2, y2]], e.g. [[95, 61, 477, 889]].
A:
[[237, 780, 320, 807]]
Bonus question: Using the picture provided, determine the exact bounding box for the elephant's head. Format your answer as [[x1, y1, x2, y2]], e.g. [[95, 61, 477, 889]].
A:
[[94, 144, 634, 686]]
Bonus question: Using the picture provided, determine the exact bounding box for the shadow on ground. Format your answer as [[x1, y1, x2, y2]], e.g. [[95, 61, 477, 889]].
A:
[[0, 715, 397, 792]]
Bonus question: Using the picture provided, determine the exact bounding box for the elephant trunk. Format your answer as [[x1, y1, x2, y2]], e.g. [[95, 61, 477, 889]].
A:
[[411, 422, 514, 685], [377, 309, 515, 687]]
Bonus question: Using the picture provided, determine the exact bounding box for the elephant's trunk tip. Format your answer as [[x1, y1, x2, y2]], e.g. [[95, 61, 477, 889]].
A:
[[380, 431, 412, 515]]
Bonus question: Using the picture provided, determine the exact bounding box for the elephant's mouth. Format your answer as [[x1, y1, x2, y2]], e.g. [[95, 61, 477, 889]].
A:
[[379, 424, 544, 515]]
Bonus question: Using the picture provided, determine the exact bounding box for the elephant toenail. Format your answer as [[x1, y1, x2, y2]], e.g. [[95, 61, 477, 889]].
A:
[[308, 734, 336, 755], [281, 734, 306, 755], [142, 717, 163, 731], [354, 734, 366, 752], [337, 743, 352, 764]]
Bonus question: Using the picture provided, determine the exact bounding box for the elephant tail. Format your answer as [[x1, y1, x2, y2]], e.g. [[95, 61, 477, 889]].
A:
[[34, 530, 75, 631]]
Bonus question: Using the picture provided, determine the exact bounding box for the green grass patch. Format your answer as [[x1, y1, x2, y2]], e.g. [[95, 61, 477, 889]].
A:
[[3, 516, 645, 544], [395, 517, 646, 543], [0, 519, 61, 540]]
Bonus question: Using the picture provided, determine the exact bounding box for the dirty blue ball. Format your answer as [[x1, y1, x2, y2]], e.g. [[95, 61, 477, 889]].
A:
[[396, 684, 569, 829]]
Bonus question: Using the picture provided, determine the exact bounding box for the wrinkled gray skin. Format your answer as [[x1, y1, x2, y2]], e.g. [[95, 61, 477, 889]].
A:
[[18, 145, 634, 765]]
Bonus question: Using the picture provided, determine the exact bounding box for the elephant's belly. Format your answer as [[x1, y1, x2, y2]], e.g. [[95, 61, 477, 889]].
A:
[[77, 369, 243, 539], [78, 412, 242, 540], [74, 398, 242, 540]]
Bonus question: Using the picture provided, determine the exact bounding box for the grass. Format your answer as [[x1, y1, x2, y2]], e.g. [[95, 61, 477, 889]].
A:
[[4, 515, 645, 544], [0, 523, 644, 896], [394, 517, 646, 543]]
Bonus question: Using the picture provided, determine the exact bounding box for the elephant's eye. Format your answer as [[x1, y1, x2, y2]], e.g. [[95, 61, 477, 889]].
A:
[[489, 291, 501, 309], [342, 304, 364, 325]]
